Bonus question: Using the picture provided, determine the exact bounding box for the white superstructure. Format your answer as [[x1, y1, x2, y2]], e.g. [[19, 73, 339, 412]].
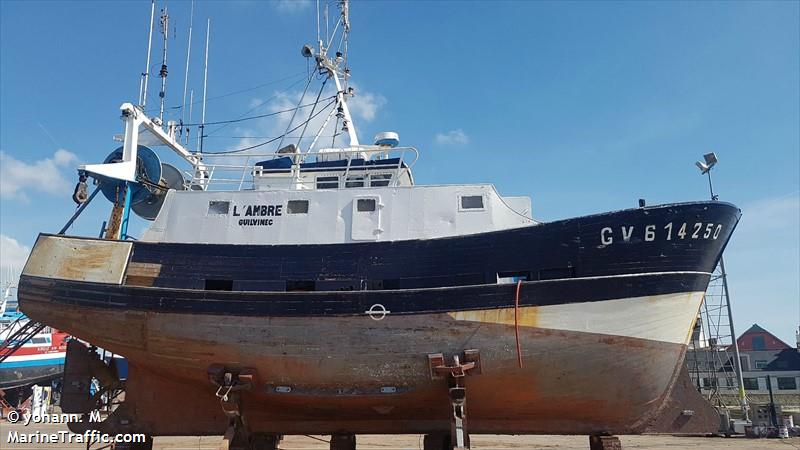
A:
[[78, 0, 538, 246]]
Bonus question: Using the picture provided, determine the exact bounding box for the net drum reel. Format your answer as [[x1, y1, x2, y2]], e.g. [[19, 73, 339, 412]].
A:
[[132, 162, 186, 220], [97, 145, 185, 220]]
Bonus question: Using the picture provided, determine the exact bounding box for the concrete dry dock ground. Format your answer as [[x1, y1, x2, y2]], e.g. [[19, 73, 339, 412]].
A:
[[1, 422, 799, 450]]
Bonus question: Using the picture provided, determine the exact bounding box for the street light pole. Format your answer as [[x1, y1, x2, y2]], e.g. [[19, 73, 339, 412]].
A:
[[699, 156, 749, 421]]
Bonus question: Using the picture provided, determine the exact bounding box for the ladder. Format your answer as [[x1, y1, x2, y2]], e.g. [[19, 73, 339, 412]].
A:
[[0, 319, 46, 364]]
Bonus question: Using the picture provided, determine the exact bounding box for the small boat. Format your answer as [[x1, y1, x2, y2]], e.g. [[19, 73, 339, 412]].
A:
[[0, 283, 68, 390]]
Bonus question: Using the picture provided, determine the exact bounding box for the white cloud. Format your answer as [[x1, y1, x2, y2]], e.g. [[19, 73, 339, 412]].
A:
[[434, 129, 470, 146], [348, 87, 386, 123], [0, 234, 30, 276], [0, 149, 79, 201], [273, 0, 312, 13]]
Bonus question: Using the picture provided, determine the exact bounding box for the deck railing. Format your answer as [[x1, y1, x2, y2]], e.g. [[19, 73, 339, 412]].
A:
[[186, 146, 419, 191]]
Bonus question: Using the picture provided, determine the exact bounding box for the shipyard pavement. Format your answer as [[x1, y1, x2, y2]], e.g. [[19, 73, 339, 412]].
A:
[[0, 422, 797, 450]]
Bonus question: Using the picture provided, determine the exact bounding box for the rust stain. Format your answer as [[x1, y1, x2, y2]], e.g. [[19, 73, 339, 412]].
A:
[[448, 306, 539, 328], [19, 273, 693, 437], [23, 235, 131, 284]]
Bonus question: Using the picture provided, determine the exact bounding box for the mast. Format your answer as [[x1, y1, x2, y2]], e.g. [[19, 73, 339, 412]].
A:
[[313, 0, 358, 147], [199, 19, 210, 153], [139, 0, 156, 108], [181, 1, 195, 136], [158, 6, 170, 124]]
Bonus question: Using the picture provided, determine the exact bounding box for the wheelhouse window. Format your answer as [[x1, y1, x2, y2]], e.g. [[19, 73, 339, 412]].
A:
[[208, 201, 230, 215], [459, 195, 484, 210], [369, 173, 392, 187], [287, 200, 309, 214], [357, 198, 376, 212], [345, 176, 365, 188], [316, 176, 339, 189]]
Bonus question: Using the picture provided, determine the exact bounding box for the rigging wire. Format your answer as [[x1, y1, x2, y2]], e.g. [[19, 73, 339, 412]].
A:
[[331, 112, 340, 148], [145, 70, 306, 114], [182, 96, 334, 127], [204, 76, 310, 137], [296, 77, 329, 147], [201, 134, 337, 140], [276, 72, 315, 150], [202, 98, 336, 154]]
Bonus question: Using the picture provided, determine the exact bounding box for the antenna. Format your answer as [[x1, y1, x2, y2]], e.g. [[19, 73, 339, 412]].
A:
[[199, 18, 210, 153], [306, 0, 358, 147], [139, 0, 156, 108], [187, 89, 194, 146], [158, 6, 170, 124], [181, 1, 195, 137]]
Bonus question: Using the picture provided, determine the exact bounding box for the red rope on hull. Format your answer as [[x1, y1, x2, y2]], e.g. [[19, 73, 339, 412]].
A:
[[514, 279, 523, 368]]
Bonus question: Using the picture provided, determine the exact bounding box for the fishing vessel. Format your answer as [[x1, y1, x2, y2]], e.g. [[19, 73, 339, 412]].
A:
[[17, 2, 739, 449]]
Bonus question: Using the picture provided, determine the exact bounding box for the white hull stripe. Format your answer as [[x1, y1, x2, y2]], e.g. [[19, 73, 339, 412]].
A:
[[448, 291, 705, 345], [2, 351, 67, 364]]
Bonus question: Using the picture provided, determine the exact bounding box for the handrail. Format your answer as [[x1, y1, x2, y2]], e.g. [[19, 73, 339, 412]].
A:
[[189, 146, 419, 191]]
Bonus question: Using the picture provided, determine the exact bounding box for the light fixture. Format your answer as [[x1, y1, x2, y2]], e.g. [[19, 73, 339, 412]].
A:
[[695, 152, 718, 174]]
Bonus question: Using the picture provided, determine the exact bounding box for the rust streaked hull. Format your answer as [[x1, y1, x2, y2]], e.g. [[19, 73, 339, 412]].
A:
[[17, 201, 741, 436], [22, 286, 693, 436]]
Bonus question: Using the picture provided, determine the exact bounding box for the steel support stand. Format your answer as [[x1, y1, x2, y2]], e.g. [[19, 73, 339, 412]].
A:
[[428, 349, 481, 450], [208, 365, 258, 450]]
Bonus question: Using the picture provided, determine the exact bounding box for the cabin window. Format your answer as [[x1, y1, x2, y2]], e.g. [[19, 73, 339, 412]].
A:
[[316, 176, 339, 189], [345, 176, 365, 188], [287, 200, 309, 214], [370, 173, 392, 187], [778, 377, 797, 390], [208, 201, 230, 215], [460, 195, 484, 210], [205, 279, 233, 291], [357, 198, 376, 212], [30, 337, 47, 345]]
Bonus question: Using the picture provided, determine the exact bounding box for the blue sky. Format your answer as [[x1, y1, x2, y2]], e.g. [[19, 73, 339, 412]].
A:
[[1, 1, 798, 343]]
